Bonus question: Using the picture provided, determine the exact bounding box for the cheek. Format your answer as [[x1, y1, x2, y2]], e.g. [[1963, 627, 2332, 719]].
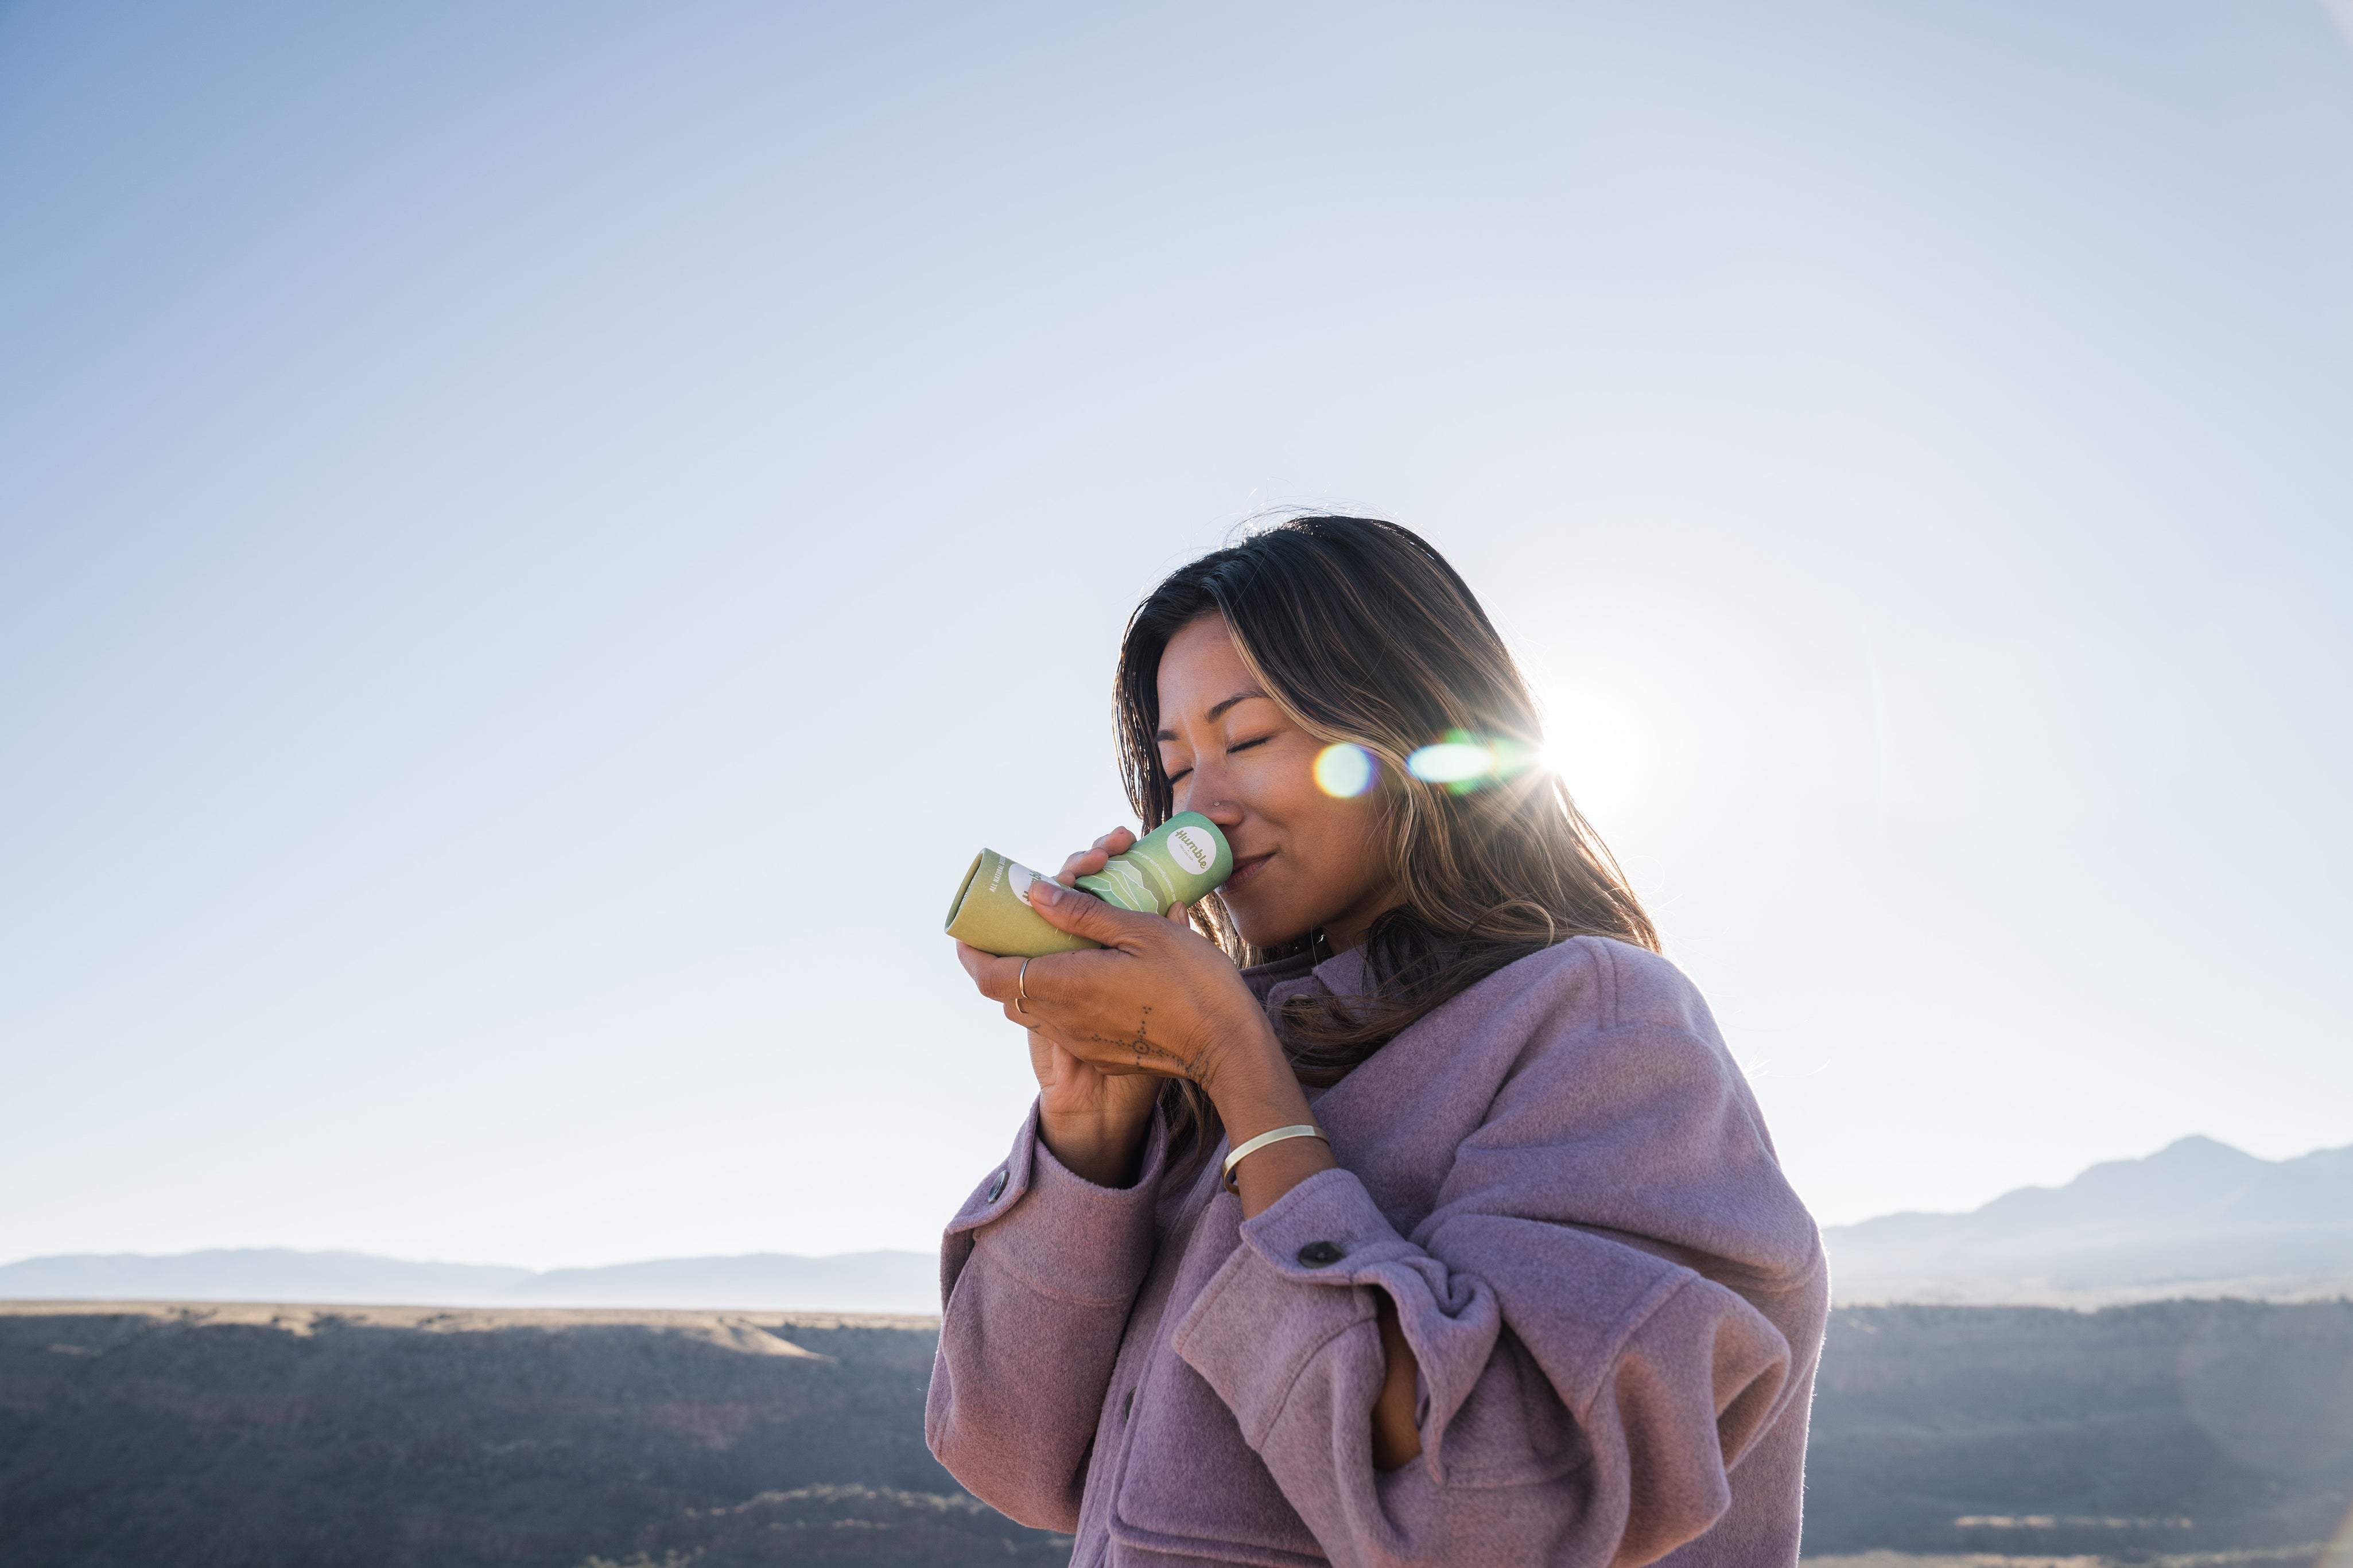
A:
[[1326, 796, 1392, 878], [1260, 744, 1342, 818], [1273, 782, 1389, 889]]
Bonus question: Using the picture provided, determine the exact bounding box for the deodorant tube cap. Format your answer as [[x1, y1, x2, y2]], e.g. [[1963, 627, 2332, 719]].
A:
[[942, 850, 1099, 958]]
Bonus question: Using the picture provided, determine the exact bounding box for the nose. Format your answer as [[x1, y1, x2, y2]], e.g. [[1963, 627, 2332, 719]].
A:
[[1186, 788, 1246, 834], [1171, 758, 1247, 832]]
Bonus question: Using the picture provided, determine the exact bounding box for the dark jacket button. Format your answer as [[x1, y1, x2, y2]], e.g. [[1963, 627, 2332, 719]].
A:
[[1296, 1240, 1345, 1267], [987, 1169, 1008, 1203]]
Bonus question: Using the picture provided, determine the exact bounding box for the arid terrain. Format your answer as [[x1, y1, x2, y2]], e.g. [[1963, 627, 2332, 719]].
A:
[[0, 1301, 1066, 1567], [1805, 1301, 2353, 1562], [3, 1298, 2351, 1566]]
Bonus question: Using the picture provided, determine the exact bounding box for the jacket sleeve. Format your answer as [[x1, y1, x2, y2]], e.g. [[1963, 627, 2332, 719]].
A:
[[925, 1104, 1167, 1532], [1168, 1005, 1808, 1567]]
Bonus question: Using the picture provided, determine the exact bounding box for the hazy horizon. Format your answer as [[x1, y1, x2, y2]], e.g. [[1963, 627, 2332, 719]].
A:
[[9, 1127, 2350, 1320], [5, 0, 2351, 1269], [6, 1126, 2348, 1278]]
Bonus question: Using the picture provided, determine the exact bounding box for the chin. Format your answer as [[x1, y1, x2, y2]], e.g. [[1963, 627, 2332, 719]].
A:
[[1224, 896, 1312, 955]]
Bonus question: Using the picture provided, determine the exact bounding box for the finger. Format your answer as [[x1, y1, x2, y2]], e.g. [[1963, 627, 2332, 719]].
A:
[[1059, 827, 1138, 886], [1055, 846, 1111, 885], [998, 949, 1071, 1018], [1023, 878, 1166, 947], [956, 941, 1023, 1003], [1165, 900, 1191, 927]]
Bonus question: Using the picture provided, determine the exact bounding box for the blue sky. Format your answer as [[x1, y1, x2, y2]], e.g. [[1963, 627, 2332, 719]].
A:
[[3, 0, 2350, 1268]]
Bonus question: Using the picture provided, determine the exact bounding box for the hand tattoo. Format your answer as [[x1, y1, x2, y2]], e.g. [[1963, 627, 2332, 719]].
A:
[[1095, 1005, 1178, 1073], [1093, 1003, 1214, 1083]]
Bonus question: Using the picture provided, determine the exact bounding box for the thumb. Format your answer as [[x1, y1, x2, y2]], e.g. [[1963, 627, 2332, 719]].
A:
[[1028, 878, 1159, 947]]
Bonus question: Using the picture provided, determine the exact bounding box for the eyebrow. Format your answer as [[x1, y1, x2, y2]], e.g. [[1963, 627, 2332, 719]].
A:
[[1156, 688, 1270, 741]]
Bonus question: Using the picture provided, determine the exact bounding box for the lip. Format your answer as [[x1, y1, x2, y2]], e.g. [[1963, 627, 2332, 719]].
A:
[[1224, 851, 1276, 889]]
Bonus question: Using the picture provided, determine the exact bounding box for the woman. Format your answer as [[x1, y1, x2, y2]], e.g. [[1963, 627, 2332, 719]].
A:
[[931, 518, 1826, 1567]]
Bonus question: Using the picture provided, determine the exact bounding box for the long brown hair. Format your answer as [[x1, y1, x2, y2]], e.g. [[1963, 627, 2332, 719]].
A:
[[1116, 518, 1657, 1161]]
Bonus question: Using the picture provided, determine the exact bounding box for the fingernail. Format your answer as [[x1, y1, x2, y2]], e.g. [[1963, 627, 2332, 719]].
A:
[[1032, 880, 1062, 904]]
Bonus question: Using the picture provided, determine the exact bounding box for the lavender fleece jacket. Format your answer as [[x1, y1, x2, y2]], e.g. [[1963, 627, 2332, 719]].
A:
[[926, 936, 1827, 1567]]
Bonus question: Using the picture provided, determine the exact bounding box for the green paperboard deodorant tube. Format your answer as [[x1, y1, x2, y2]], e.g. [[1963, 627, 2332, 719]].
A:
[[943, 812, 1235, 958]]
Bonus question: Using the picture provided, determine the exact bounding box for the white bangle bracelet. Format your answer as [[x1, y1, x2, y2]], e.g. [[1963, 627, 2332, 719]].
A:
[[1221, 1123, 1327, 1193]]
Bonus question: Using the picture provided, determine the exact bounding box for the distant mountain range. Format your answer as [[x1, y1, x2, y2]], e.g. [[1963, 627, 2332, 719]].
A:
[[0, 1248, 939, 1314], [10, 1135, 2350, 1312], [1824, 1135, 2353, 1306]]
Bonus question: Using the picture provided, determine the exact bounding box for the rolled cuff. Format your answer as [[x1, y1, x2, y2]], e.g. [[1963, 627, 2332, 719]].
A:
[[1170, 1167, 1414, 1446], [942, 1101, 1170, 1309]]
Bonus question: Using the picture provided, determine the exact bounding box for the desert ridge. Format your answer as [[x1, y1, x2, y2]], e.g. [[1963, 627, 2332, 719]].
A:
[[8, 1294, 2353, 1564]]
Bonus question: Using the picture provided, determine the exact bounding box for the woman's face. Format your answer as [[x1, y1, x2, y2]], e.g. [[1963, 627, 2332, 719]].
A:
[[1155, 614, 1397, 952]]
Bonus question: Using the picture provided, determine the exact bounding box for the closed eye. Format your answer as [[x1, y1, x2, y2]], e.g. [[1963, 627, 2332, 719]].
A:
[[1166, 733, 1270, 785]]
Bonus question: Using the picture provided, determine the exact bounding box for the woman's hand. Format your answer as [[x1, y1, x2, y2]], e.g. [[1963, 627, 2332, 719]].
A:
[[957, 827, 1327, 1200], [957, 826, 1404, 1461], [950, 828, 1170, 1187], [1014, 1025, 1162, 1188], [961, 841, 1268, 1094]]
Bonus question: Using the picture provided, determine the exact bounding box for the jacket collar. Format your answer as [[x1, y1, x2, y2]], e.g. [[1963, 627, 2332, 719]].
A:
[[1240, 942, 1372, 1007]]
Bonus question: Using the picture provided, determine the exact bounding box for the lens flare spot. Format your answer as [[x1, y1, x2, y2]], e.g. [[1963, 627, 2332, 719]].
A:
[[2328, 1497, 2353, 1568], [1405, 732, 1544, 793], [1405, 740, 1496, 784], [1313, 742, 1378, 797]]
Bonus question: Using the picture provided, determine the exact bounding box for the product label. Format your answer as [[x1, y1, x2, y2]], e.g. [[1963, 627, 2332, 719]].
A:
[[1167, 824, 1216, 876], [1005, 861, 1048, 904], [1086, 857, 1158, 912]]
